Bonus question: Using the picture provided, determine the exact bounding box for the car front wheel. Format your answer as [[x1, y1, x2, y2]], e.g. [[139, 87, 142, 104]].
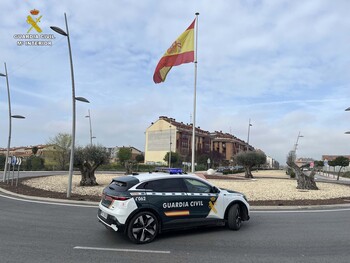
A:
[[127, 211, 159, 244], [227, 204, 241, 230]]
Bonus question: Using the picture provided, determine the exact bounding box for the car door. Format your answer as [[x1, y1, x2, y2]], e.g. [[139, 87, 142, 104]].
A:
[[183, 178, 221, 223], [143, 178, 191, 229]]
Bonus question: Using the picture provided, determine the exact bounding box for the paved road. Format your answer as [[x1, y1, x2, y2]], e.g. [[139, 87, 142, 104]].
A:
[[315, 173, 350, 185], [1, 194, 349, 263]]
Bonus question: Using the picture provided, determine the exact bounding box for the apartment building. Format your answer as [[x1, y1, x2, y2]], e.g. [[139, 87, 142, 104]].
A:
[[144, 116, 254, 165]]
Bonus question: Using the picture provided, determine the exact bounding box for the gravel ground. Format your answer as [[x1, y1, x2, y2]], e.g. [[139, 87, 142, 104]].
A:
[[14, 170, 350, 204]]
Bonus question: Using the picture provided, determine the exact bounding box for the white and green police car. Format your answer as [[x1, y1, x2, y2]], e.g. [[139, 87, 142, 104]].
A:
[[97, 173, 250, 244]]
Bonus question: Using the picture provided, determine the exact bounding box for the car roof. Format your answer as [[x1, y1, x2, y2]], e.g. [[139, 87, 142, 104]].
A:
[[131, 172, 212, 185], [114, 172, 211, 185]]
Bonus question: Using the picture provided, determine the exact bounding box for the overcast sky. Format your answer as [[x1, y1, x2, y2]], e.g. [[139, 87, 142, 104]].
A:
[[1, 0, 350, 164]]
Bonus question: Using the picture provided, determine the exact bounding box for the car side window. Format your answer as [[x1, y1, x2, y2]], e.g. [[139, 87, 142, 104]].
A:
[[184, 178, 212, 193], [142, 178, 186, 192]]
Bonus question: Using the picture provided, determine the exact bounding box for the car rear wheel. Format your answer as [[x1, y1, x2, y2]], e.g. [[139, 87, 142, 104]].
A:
[[127, 211, 159, 244], [227, 204, 241, 230]]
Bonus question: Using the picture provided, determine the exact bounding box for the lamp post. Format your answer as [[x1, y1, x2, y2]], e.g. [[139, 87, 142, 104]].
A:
[[247, 118, 252, 151], [1, 63, 25, 182], [85, 109, 95, 146], [293, 131, 304, 162], [51, 14, 90, 198], [345, 107, 350, 135]]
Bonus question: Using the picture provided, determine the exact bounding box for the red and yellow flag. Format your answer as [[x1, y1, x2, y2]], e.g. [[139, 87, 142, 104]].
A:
[[153, 19, 195, 83]]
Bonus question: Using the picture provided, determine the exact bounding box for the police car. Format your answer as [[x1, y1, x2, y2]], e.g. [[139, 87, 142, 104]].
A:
[[97, 173, 250, 244]]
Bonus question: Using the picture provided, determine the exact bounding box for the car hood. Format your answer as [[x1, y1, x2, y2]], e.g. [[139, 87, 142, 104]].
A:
[[220, 188, 244, 195]]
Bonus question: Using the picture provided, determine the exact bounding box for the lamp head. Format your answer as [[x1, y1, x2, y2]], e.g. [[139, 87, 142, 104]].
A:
[[11, 115, 25, 119], [75, 97, 90, 103], [50, 26, 68, 36]]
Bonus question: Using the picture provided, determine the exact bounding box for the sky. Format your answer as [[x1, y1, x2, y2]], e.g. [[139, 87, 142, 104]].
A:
[[1, 0, 350, 164]]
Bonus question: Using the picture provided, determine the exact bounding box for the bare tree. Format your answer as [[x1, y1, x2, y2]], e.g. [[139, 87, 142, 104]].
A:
[[286, 151, 318, 190], [48, 133, 72, 170]]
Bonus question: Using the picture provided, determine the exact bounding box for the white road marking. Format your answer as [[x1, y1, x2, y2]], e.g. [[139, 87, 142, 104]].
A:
[[74, 246, 171, 254], [251, 208, 350, 213], [0, 193, 97, 208]]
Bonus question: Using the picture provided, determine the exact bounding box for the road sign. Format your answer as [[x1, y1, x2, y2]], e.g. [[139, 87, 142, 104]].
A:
[[11, 156, 17, 166], [16, 157, 22, 166]]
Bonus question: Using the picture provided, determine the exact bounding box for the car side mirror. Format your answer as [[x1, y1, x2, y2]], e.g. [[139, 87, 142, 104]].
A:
[[212, 186, 220, 193]]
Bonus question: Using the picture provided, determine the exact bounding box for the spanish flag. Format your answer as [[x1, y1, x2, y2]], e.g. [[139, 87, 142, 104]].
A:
[[153, 19, 195, 83]]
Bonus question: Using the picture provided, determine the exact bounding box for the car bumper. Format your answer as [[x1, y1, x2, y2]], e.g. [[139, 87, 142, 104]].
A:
[[97, 208, 124, 232]]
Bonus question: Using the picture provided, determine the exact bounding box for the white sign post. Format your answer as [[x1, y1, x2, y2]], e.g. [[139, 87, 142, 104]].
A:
[[11, 156, 17, 186], [5, 157, 11, 184], [16, 157, 22, 187]]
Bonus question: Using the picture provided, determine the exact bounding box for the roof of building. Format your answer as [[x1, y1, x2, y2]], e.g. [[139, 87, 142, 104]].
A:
[[156, 116, 250, 147]]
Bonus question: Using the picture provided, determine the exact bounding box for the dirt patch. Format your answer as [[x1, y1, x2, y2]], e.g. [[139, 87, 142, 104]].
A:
[[0, 181, 101, 202]]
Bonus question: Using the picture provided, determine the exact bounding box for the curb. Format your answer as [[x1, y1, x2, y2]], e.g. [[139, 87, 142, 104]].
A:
[[0, 187, 99, 206]]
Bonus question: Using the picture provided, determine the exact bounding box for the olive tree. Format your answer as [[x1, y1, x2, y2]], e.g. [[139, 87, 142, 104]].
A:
[[235, 150, 266, 178], [117, 147, 132, 165], [117, 147, 133, 174], [286, 151, 318, 190], [163, 151, 181, 167], [74, 145, 110, 186], [135, 154, 144, 163], [331, 156, 349, 181]]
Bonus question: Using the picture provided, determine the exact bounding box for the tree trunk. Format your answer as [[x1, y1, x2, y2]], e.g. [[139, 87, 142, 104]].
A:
[[79, 162, 98, 186], [244, 166, 254, 178], [337, 167, 342, 181], [296, 172, 318, 190], [125, 161, 134, 175], [287, 160, 318, 190]]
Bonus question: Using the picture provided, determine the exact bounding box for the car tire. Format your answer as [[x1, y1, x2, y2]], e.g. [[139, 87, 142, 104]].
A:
[[227, 204, 241, 230], [127, 211, 159, 244]]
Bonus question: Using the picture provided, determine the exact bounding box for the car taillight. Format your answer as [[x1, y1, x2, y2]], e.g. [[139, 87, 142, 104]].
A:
[[111, 196, 130, 201], [103, 194, 130, 202]]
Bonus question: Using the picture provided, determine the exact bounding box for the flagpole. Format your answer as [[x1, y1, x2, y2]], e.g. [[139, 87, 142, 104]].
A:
[[191, 12, 199, 173]]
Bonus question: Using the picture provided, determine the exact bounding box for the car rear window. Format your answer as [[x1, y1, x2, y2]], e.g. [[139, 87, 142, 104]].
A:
[[107, 180, 128, 191], [111, 180, 127, 187], [107, 176, 140, 191]]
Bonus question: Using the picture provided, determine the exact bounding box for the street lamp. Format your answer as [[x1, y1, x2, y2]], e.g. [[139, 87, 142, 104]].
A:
[[51, 14, 89, 198], [1, 63, 25, 182], [247, 118, 252, 151], [85, 109, 95, 146]]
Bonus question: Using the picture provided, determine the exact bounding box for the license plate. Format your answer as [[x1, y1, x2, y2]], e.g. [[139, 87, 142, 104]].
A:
[[100, 211, 108, 219]]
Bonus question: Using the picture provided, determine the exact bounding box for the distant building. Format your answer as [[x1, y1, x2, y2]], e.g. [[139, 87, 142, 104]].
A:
[[144, 116, 254, 165], [0, 144, 61, 169], [322, 155, 350, 162], [106, 146, 143, 163], [295, 157, 314, 167], [266, 156, 280, 169]]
